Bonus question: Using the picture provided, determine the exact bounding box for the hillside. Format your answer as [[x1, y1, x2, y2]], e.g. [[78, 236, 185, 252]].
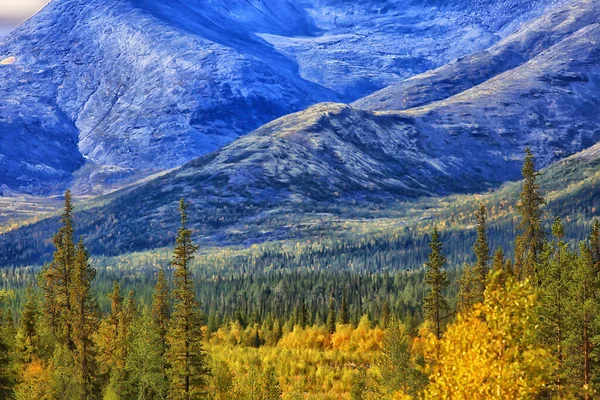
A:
[[1, 0, 599, 264], [354, 0, 599, 111], [2, 127, 600, 268], [0, 0, 562, 195]]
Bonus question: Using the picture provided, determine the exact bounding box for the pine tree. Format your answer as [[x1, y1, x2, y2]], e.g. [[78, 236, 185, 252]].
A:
[[295, 299, 309, 328], [165, 198, 210, 399], [537, 217, 572, 395], [379, 317, 427, 397], [423, 227, 449, 340], [152, 267, 170, 351], [566, 237, 600, 398], [326, 294, 336, 334], [152, 267, 170, 387], [457, 264, 478, 313], [514, 148, 546, 281], [97, 282, 135, 398], [589, 219, 600, 268], [339, 290, 350, 325], [489, 247, 511, 290], [472, 204, 490, 301], [70, 239, 100, 398], [381, 301, 391, 329], [40, 189, 76, 348], [125, 308, 168, 400], [0, 290, 14, 398], [0, 335, 11, 399], [16, 283, 41, 364]]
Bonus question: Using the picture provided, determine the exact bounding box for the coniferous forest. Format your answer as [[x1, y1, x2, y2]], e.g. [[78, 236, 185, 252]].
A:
[[0, 149, 600, 399]]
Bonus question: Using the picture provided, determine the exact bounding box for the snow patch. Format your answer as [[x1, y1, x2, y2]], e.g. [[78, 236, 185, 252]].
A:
[[0, 56, 15, 65]]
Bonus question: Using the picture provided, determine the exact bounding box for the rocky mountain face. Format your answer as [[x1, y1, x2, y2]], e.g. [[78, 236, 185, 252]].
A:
[[355, 0, 600, 111], [125, 0, 600, 207], [0, 0, 562, 195], [3, 0, 600, 264]]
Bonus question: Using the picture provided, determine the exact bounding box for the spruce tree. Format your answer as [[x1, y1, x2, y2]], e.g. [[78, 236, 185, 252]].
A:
[[514, 148, 546, 281], [152, 267, 170, 349], [97, 282, 135, 398], [339, 290, 350, 325], [423, 227, 449, 340], [378, 317, 427, 397], [0, 335, 12, 398], [152, 267, 170, 385], [457, 264, 478, 313], [537, 217, 572, 395], [0, 290, 14, 397], [326, 294, 336, 334], [489, 247, 511, 289], [589, 219, 600, 267], [165, 198, 209, 399], [40, 189, 76, 348], [70, 239, 100, 398], [472, 204, 490, 301], [125, 308, 168, 399], [566, 234, 600, 398], [492, 247, 505, 273], [16, 283, 41, 364]]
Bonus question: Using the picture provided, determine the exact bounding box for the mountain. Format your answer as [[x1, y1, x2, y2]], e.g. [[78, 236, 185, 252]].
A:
[[2, 4, 600, 263], [0, 0, 562, 195], [354, 0, 600, 111]]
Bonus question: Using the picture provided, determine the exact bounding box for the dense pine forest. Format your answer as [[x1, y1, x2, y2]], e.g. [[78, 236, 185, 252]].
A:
[[1, 148, 600, 399]]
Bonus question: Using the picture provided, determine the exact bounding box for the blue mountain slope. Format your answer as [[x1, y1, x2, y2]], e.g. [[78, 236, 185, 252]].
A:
[[0, 0, 562, 195]]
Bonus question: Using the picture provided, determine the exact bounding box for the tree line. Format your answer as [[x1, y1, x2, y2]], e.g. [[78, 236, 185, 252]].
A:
[[0, 196, 210, 399], [0, 148, 599, 398]]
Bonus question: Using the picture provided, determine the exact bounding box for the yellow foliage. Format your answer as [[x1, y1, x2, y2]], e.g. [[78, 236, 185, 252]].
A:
[[278, 325, 330, 350], [391, 391, 412, 400], [15, 359, 53, 400], [206, 319, 386, 399], [423, 275, 554, 399], [330, 317, 384, 353]]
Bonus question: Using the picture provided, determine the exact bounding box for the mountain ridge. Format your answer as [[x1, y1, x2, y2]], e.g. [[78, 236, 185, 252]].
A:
[[0, 0, 564, 195]]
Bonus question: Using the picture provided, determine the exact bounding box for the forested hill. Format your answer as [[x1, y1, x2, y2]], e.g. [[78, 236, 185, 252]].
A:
[[0, 142, 599, 268]]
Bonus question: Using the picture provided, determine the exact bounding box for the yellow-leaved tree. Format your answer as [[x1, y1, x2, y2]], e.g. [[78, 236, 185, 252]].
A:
[[423, 272, 555, 399]]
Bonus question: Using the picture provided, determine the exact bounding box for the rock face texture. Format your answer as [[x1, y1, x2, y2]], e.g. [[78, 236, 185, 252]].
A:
[[354, 0, 600, 111], [0, 0, 562, 194], [141, 0, 600, 206]]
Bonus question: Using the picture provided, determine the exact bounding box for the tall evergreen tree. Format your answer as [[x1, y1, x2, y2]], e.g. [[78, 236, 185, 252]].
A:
[[0, 290, 14, 398], [40, 189, 76, 348], [457, 264, 478, 313], [423, 227, 449, 340], [126, 308, 168, 400], [0, 337, 11, 399], [339, 290, 350, 325], [16, 283, 41, 364], [472, 204, 490, 300], [589, 219, 600, 267], [566, 235, 600, 398], [488, 247, 512, 290], [152, 267, 170, 385], [514, 148, 546, 281], [70, 239, 100, 398], [326, 294, 336, 334], [537, 217, 572, 395], [165, 198, 210, 399], [152, 267, 170, 351], [97, 282, 136, 398]]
